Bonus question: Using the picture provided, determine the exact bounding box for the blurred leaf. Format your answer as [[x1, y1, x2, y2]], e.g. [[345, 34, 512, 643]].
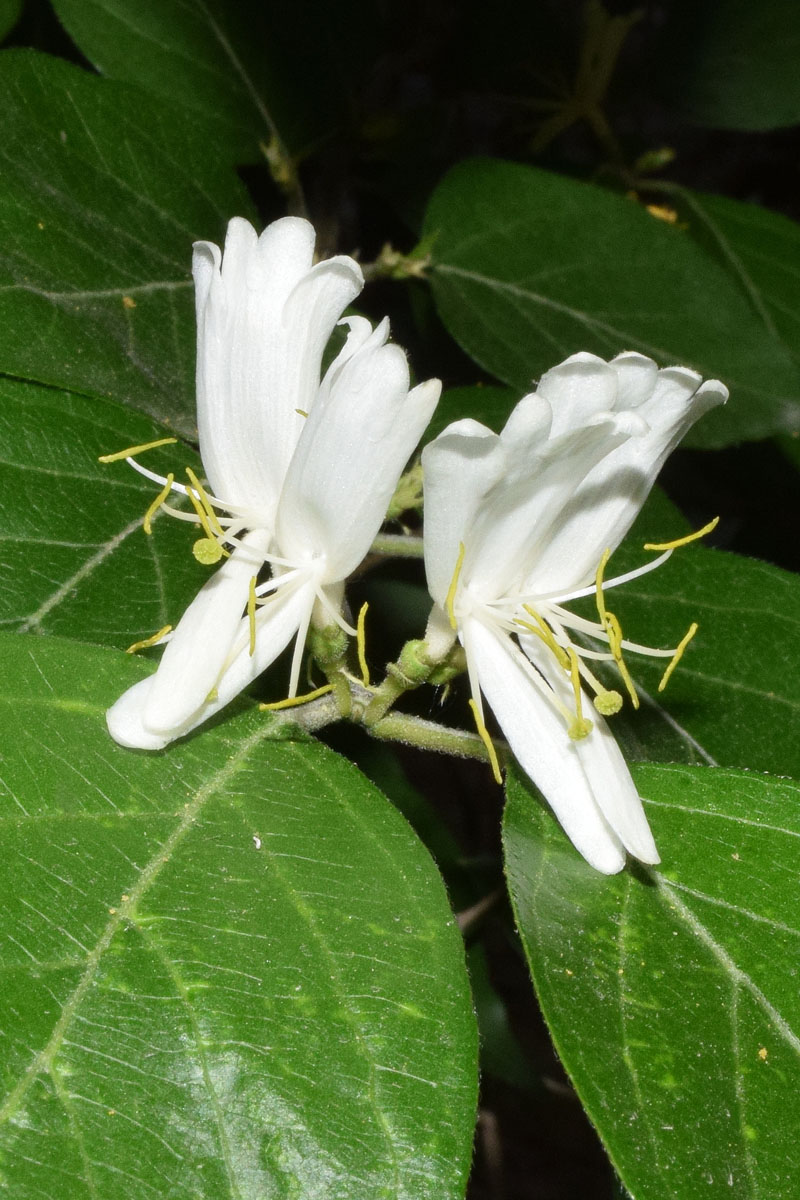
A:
[[0, 633, 478, 1199], [505, 761, 800, 1200], [0, 49, 253, 432], [592, 543, 800, 779], [423, 158, 800, 447], [0, 0, 21, 41], [0, 378, 208, 648], [655, 0, 800, 131], [51, 0, 374, 163], [467, 944, 538, 1091]]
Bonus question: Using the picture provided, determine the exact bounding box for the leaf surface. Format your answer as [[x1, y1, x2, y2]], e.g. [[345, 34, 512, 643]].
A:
[[0, 379, 208, 648], [51, 0, 373, 162], [0, 634, 477, 1199], [423, 158, 800, 447], [0, 49, 253, 431], [504, 762, 800, 1200]]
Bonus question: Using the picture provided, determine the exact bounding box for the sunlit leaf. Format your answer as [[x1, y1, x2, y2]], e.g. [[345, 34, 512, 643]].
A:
[[0, 633, 478, 1199], [505, 761, 800, 1200]]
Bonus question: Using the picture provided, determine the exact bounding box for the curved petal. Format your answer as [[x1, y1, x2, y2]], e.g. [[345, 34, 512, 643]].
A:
[[536, 352, 619, 437], [107, 573, 318, 750], [193, 217, 363, 520], [142, 529, 270, 735], [276, 321, 441, 581], [522, 365, 727, 596], [520, 633, 659, 864], [422, 420, 507, 608], [465, 616, 626, 873]]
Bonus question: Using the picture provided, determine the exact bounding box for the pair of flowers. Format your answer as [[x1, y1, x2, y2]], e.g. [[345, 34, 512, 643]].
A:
[[107, 216, 727, 874]]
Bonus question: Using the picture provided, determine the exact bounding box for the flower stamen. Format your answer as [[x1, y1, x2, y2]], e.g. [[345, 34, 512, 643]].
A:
[[658, 622, 698, 692], [356, 602, 370, 686], [644, 516, 719, 553], [260, 684, 334, 711], [446, 542, 466, 630], [248, 576, 258, 656], [143, 473, 175, 534], [98, 436, 177, 463], [468, 698, 503, 784], [125, 624, 172, 654]]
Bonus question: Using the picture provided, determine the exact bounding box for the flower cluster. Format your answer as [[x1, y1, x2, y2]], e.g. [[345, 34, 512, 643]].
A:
[[105, 216, 727, 874]]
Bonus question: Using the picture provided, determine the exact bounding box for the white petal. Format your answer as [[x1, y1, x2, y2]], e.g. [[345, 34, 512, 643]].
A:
[[520, 633, 659, 864], [142, 529, 270, 735], [421, 420, 507, 608], [537, 352, 618, 437], [107, 573, 319, 750], [523, 365, 727, 595], [193, 217, 363, 520], [277, 324, 440, 581], [465, 616, 626, 873], [463, 412, 632, 601]]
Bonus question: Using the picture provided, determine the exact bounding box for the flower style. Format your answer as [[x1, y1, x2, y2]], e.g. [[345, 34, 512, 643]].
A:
[[107, 216, 440, 749], [422, 351, 727, 873]]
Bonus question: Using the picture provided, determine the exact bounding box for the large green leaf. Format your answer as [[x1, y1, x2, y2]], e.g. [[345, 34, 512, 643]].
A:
[[592, 541, 800, 779], [0, 49, 253, 432], [671, 189, 800, 368], [504, 762, 800, 1200], [0, 633, 477, 1198], [655, 0, 800, 131], [0, 377, 209, 648], [51, 0, 375, 163], [423, 158, 800, 447]]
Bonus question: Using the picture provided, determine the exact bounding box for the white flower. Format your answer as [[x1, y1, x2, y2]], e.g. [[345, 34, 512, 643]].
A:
[[422, 351, 727, 873], [107, 216, 440, 749]]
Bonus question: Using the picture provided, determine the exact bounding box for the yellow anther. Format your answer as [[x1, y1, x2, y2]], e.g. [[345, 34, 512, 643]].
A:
[[98, 436, 177, 463], [193, 537, 224, 565], [594, 547, 612, 625], [142, 473, 175, 534], [468, 698, 503, 785], [445, 542, 466, 630], [658, 622, 699, 692], [125, 624, 172, 654], [568, 717, 594, 741], [356, 602, 370, 687], [644, 516, 719, 553], [186, 484, 229, 557], [185, 468, 225, 537], [518, 606, 571, 671], [295, 408, 309, 418], [260, 684, 334, 711], [604, 611, 639, 709], [594, 690, 623, 716], [248, 576, 258, 656]]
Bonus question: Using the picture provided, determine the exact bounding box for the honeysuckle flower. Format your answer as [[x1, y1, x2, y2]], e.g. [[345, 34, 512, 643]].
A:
[[422, 351, 727, 874], [106, 216, 440, 749]]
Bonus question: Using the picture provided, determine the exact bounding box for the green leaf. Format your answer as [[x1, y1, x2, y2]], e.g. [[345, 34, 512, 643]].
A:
[[655, 0, 800, 131], [423, 158, 800, 447], [0, 378, 209, 648], [0, 0, 22, 41], [50, 0, 374, 163], [504, 762, 800, 1200], [0, 49, 253, 432], [590, 543, 800, 779], [0, 633, 478, 1198], [671, 189, 800, 368]]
